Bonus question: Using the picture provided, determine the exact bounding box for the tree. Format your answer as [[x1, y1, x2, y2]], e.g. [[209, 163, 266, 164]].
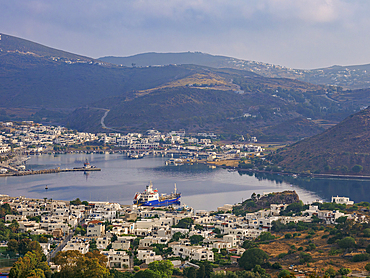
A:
[[365, 263, 370, 272], [134, 269, 160, 278], [213, 228, 221, 235], [53, 250, 110, 278], [336, 216, 348, 224], [148, 260, 173, 278], [190, 235, 204, 245], [257, 232, 275, 241], [174, 218, 194, 229], [337, 267, 351, 276], [242, 240, 257, 250], [338, 237, 356, 249], [89, 239, 98, 252], [284, 233, 292, 239], [272, 262, 282, 269], [278, 269, 293, 278], [325, 267, 336, 278], [171, 232, 184, 242], [197, 264, 206, 278], [239, 248, 269, 270], [9, 220, 19, 233], [18, 239, 43, 256], [184, 267, 197, 278], [70, 198, 82, 205], [299, 252, 312, 263], [7, 239, 18, 253], [110, 268, 134, 278], [9, 251, 51, 278], [352, 165, 363, 173], [363, 228, 370, 238]]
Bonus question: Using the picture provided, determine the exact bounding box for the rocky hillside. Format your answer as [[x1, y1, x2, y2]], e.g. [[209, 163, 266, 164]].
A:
[[232, 191, 300, 215]]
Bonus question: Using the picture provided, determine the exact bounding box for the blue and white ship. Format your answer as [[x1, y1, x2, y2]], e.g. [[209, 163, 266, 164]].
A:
[[133, 182, 181, 207]]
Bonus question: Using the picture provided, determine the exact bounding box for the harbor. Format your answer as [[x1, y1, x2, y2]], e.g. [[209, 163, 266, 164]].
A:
[[0, 153, 324, 210]]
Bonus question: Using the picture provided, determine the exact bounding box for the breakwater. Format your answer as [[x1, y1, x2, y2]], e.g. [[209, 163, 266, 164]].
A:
[[0, 168, 101, 177]]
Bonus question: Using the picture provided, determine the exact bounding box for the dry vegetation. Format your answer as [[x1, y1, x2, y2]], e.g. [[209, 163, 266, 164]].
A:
[[136, 72, 238, 96], [262, 229, 370, 276], [206, 160, 240, 167]]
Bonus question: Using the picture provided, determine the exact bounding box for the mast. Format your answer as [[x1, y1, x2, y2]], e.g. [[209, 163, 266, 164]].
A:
[[174, 183, 177, 195]]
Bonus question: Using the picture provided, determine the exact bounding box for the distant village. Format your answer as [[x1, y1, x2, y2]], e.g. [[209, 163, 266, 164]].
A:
[[0, 121, 263, 174]]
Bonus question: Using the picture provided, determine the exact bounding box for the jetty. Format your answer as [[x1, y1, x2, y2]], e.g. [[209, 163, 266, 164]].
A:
[[0, 167, 101, 177]]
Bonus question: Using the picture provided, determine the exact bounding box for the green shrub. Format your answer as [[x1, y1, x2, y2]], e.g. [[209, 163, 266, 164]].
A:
[[338, 237, 356, 249], [272, 262, 282, 269], [277, 253, 287, 259], [239, 248, 269, 270], [299, 252, 312, 263], [353, 253, 370, 262], [278, 269, 292, 278], [365, 263, 370, 272]]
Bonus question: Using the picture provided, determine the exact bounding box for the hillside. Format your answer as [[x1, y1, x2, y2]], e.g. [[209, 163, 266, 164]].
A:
[[64, 80, 335, 141], [256, 117, 325, 142], [2, 33, 370, 141], [272, 107, 370, 174], [100, 52, 370, 89], [0, 33, 98, 63]]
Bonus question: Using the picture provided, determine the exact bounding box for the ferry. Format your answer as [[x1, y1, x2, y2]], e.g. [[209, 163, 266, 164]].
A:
[[133, 182, 181, 207]]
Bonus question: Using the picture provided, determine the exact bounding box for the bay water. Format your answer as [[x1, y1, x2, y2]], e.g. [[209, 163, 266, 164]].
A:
[[1, 154, 369, 210]]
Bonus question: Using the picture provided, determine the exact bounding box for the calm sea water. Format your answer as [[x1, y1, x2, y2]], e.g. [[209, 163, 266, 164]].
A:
[[1, 154, 369, 210]]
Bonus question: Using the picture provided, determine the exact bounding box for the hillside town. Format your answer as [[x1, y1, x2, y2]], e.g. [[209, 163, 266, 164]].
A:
[[1, 191, 367, 277]]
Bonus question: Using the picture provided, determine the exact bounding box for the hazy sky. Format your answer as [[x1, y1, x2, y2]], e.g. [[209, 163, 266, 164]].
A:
[[2, 0, 370, 69]]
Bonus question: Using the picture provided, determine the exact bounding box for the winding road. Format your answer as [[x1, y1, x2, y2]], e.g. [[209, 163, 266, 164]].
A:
[[100, 109, 110, 129]]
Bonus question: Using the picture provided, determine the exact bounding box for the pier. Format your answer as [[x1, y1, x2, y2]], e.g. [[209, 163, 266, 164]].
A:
[[0, 167, 101, 177]]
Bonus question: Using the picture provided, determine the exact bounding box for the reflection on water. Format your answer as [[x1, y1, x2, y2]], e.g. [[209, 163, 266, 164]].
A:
[[241, 172, 370, 203], [0, 154, 345, 210]]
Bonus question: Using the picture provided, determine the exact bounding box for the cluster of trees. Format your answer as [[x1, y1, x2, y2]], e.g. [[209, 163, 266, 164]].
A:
[[7, 238, 46, 258], [0, 203, 18, 218], [10, 248, 175, 278], [183, 261, 213, 278], [174, 217, 194, 229], [10, 250, 51, 278], [70, 198, 89, 206]]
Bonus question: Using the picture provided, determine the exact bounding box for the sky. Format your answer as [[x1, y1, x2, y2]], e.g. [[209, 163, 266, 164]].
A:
[[1, 0, 370, 69]]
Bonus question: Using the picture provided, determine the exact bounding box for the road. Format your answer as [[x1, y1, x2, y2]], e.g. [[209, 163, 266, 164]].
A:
[[100, 109, 110, 129], [47, 232, 73, 263]]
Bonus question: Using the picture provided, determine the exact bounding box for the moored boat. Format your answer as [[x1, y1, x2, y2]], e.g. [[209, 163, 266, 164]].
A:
[[133, 182, 181, 207]]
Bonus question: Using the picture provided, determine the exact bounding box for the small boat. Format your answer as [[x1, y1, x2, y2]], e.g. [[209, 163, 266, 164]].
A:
[[73, 159, 96, 170], [128, 153, 144, 159]]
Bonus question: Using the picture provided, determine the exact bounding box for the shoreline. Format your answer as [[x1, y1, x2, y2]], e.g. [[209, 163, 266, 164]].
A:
[[234, 167, 370, 181]]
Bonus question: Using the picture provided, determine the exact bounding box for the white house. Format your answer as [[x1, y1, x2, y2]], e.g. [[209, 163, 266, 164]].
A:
[[331, 196, 354, 205], [101, 250, 130, 269]]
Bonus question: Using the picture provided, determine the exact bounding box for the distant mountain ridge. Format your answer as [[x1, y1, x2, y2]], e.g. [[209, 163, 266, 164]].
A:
[[0, 33, 99, 63], [100, 52, 370, 89], [1, 32, 370, 142]]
